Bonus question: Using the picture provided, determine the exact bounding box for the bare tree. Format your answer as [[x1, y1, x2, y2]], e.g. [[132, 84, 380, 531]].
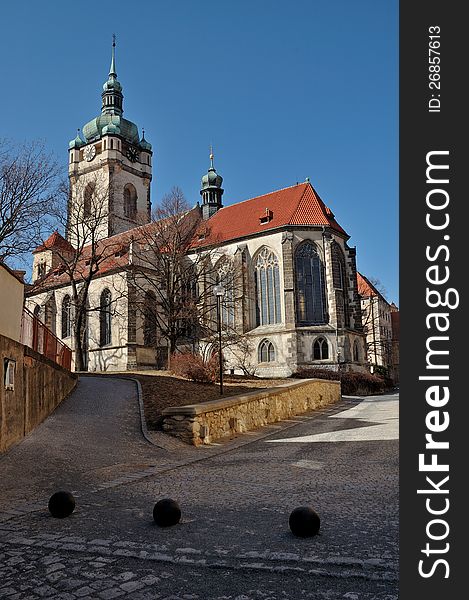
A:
[[366, 276, 387, 298], [49, 175, 124, 371], [131, 186, 244, 367], [0, 140, 60, 262], [229, 337, 258, 377]]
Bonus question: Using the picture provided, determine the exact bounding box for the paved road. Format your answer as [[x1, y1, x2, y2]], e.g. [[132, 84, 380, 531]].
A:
[[0, 379, 398, 599]]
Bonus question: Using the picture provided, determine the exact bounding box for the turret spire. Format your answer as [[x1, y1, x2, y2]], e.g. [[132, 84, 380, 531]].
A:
[[101, 34, 123, 116], [200, 146, 224, 220], [109, 34, 117, 77]]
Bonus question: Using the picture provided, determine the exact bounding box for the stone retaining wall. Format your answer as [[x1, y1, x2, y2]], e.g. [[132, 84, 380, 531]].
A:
[[0, 333, 77, 453], [162, 378, 341, 445]]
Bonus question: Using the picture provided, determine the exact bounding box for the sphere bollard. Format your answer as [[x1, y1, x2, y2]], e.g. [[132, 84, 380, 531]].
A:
[[289, 506, 320, 537], [48, 491, 76, 518], [153, 498, 181, 527]]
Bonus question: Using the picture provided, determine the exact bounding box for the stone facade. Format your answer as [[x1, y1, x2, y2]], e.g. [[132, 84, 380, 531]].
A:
[[162, 378, 341, 445], [25, 47, 369, 376]]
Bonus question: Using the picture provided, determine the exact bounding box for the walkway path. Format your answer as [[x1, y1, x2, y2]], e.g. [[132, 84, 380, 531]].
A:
[[0, 379, 399, 599], [0, 377, 153, 512]]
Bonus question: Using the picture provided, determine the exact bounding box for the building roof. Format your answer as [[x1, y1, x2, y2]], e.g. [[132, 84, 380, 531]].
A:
[[29, 182, 348, 292], [357, 272, 380, 298], [28, 209, 201, 294], [33, 231, 75, 255], [191, 182, 348, 249]]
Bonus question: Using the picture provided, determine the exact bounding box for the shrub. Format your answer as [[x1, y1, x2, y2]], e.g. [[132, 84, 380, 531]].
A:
[[170, 352, 220, 383], [292, 367, 387, 396]]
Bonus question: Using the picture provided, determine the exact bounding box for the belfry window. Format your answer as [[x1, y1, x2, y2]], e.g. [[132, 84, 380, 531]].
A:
[[61, 295, 72, 338], [295, 242, 327, 325], [124, 183, 137, 220], [83, 183, 95, 218], [313, 337, 329, 360], [258, 339, 275, 363], [255, 248, 281, 326], [99, 289, 112, 347]]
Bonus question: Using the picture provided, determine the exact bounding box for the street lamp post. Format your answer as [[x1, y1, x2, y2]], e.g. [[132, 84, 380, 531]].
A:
[[213, 285, 225, 395]]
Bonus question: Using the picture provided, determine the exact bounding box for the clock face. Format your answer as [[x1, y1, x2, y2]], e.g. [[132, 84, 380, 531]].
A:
[[126, 146, 139, 163], [83, 145, 96, 162]]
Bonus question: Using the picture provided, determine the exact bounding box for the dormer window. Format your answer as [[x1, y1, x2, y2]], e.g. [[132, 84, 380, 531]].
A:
[[259, 208, 273, 224]]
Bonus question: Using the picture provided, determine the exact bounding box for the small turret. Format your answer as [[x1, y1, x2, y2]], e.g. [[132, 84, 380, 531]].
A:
[[200, 147, 223, 220]]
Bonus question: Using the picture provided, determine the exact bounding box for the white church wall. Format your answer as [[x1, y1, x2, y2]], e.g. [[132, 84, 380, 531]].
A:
[[85, 272, 129, 372]]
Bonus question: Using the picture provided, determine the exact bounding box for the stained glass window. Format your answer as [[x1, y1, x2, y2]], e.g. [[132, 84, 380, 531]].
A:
[[255, 248, 281, 326], [295, 242, 326, 325], [61, 295, 72, 339], [332, 243, 349, 328], [144, 290, 157, 346], [217, 261, 235, 328], [258, 339, 275, 363], [99, 289, 112, 347], [313, 337, 329, 360]]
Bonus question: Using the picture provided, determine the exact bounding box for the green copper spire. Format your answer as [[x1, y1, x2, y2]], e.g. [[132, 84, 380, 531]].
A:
[[80, 39, 147, 148], [102, 35, 123, 116], [109, 33, 117, 77], [201, 146, 224, 219]]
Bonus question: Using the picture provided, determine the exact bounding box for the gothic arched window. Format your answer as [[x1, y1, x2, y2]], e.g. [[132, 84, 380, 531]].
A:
[[255, 248, 281, 326], [144, 290, 157, 346], [99, 289, 112, 347], [216, 259, 235, 328], [332, 242, 349, 328], [313, 337, 329, 360], [353, 339, 361, 362], [124, 183, 137, 220], [258, 339, 275, 363], [83, 183, 95, 218], [61, 295, 72, 339], [295, 242, 326, 325]]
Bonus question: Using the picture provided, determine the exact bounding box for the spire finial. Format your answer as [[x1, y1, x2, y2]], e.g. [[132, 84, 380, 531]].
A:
[[209, 144, 214, 168], [109, 33, 117, 77]]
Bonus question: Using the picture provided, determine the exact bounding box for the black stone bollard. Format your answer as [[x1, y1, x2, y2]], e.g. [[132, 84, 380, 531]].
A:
[[153, 498, 181, 527], [48, 491, 76, 518], [289, 506, 320, 537]]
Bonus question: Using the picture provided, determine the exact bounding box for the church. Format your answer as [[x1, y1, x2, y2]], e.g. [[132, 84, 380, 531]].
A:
[[25, 43, 367, 377]]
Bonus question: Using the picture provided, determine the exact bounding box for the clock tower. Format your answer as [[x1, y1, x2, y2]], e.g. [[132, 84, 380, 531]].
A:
[[67, 38, 152, 245]]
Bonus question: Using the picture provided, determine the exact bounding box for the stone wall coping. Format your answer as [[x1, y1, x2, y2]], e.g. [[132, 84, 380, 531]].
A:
[[161, 378, 340, 417]]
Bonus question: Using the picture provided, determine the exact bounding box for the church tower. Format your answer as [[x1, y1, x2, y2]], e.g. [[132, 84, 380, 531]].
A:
[[68, 38, 152, 245], [200, 149, 223, 220]]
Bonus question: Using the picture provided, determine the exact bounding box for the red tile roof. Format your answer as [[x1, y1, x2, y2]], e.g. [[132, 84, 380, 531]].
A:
[[28, 210, 200, 293], [357, 272, 379, 298], [191, 182, 348, 248], [33, 231, 75, 254]]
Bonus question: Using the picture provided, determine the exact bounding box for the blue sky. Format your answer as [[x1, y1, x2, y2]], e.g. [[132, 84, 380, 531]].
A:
[[1, 0, 398, 302]]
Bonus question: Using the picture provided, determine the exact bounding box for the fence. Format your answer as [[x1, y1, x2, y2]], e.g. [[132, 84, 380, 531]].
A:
[[20, 307, 72, 370]]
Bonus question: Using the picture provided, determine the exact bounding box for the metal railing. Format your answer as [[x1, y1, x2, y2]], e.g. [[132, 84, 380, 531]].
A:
[[20, 307, 72, 370]]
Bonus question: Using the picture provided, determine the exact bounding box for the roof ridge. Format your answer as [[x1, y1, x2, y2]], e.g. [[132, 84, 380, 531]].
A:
[[216, 182, 308, 213]]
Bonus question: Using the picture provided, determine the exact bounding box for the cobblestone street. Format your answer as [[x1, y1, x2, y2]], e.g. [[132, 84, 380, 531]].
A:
[[0, 378, 399, 599]]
